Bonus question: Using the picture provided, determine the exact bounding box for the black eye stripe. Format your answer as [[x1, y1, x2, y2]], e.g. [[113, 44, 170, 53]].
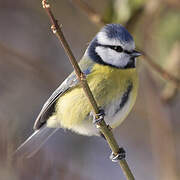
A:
[[97, 44, 131, 54], [124, 50, 132, 54], [109, 46, 123, 52]]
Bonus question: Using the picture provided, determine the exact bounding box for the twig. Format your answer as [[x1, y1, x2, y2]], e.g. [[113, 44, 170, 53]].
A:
[[160, 42, 180, 102], [71, 0, 180, 88], [72, 0, 105, 27], [72, 0, 107, 27], [140, 50, 180, 88], [125, 6, 144, 32], [42, 0, 135, 179], [0, 43, 56, 85]]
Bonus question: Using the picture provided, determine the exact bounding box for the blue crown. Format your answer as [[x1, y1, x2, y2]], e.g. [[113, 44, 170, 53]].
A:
[[103, 24, 133, 43]]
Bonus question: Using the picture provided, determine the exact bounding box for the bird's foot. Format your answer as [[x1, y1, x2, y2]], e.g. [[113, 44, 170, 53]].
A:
[[109, 147, 126, 162], [92, 109, 105, 124]]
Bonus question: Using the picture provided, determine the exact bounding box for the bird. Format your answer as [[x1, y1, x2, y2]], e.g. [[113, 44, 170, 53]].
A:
[[15, 24, 141, 159]]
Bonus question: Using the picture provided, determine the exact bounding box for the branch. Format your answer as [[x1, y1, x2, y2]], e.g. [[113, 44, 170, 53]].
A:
[[140, 50, 180, 88], [72, 0, 107, 27], [161, 42, 180, 102], [71, 0, 180, 88], [72, 0, 105, 27], [42, 0, 135, 179], [0, 43, 56, 85], [125, 6, 144, 32]]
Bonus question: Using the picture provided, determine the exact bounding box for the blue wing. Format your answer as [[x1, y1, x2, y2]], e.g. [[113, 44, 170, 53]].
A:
[[14, 56, 95, 158], [33, 60, 94, 130]]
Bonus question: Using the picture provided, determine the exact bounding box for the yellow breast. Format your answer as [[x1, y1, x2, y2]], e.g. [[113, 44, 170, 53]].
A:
[[53, 64, 138, 131]]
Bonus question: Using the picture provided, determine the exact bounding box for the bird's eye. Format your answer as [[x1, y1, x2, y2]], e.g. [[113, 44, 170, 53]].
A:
[[110, 46, 123, 53], [98, 44, 124, 53]]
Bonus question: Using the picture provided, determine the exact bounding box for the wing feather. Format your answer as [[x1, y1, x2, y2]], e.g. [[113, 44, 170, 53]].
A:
[[14, 125, 59, 158], [33, 60, 94, 130], [34, 73, 78, 130], [14, 58, 94, 158]]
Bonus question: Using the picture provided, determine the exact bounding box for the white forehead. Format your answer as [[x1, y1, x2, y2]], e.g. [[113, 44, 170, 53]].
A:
[[97, 31, 135, 51]]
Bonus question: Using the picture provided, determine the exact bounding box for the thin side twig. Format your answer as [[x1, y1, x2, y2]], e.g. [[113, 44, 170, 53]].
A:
[[140, 50, 180, 88], [0, 43, 56, 85], [72, 0, 107, 27], [42, 0, 135, 179], [71, 0, 180, 88], [161, 42, 180, 101]]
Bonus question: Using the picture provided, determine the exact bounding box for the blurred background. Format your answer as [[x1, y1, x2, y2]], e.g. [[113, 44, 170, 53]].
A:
[[0, 0, 180, 179]]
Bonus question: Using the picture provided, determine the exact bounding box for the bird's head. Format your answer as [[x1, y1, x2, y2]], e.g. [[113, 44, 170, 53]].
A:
[[87, 24, 141, 69]]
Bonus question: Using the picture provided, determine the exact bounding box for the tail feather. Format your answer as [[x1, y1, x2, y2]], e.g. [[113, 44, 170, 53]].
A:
[[14, 125, 59, 158]]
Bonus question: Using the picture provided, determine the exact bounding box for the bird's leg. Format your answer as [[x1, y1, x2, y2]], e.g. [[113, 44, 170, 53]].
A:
[[92, 109, 126, 162], [99, 126, 126, 162], [92, 108, 105, 124], [109, 147, 126, 162], [93, 108, 105, 138]]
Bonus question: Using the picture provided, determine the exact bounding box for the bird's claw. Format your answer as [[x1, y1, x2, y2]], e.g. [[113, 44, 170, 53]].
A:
[[109, 147, 126, 162], [92, 109, 105, 124]]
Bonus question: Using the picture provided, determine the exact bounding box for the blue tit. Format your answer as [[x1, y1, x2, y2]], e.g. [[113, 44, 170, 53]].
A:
[[15, 24, 141, 158]]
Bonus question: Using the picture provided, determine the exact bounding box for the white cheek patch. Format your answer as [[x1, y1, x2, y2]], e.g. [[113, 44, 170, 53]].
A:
[[97, 31, 135, 51], [96, 46, 129, 68]]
